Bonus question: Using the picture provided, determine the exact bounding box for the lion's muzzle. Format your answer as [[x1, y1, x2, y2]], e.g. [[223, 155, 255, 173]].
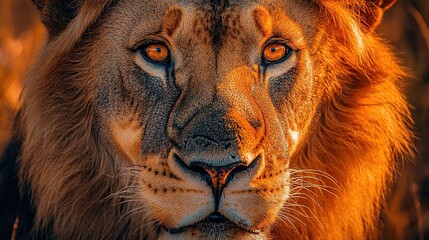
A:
[[167, 71, 266, 208], [168, 107, 264, 206]]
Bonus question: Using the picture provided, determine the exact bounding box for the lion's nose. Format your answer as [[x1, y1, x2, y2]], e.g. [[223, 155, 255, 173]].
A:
[[173, 149, 260, 203], [189, 161, 246, 190]]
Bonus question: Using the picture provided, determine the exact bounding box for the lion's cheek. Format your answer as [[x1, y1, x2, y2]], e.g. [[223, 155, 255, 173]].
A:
[[108, 119, 143, 164]]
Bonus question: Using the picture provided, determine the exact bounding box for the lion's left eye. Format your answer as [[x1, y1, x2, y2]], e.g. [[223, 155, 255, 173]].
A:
[[141, 43, 170, 64], [262, 43, 292, 64]]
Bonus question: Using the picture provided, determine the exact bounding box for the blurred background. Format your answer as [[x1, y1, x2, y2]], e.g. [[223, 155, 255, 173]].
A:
[[0, 0, 428, 239]]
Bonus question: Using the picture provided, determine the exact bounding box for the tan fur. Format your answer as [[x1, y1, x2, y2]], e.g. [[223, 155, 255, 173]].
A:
[[15, 0, 411, 239]]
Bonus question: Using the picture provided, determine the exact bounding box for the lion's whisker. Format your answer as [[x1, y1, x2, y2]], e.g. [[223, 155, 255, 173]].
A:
[[120, 205, 150, 220], [289, 191, 323, 210], [275, 213, 300, 234], [277, 211, 307, 227], [289, 168, 340, 186]]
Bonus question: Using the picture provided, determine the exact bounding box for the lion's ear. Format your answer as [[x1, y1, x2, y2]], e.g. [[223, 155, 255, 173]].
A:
[[32, 0, 82, 36], [359, 0, 397, 32]]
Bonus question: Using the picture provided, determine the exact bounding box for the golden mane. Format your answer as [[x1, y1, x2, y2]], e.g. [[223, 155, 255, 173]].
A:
[[271, 1, 412, 239], [15, 1, 154, 238]]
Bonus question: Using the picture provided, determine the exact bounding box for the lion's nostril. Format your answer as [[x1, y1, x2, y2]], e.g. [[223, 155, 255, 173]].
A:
[[223, 142, 231, 150], [188, 163, 213, 184], [189, 164, 208, 175], [230, 164, 248, 175]]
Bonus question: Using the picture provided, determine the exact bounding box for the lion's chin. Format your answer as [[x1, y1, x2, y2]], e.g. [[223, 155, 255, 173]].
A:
[[158, 214, 265, 240]]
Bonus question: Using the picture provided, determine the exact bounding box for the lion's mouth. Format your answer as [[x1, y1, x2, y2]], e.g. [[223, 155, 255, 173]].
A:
[[161, 212, 262, 235]]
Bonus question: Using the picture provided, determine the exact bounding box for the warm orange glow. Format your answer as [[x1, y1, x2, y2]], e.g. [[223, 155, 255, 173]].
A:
[[4, 80, 21, 110], [0, 26, 45, 110], [0, 1, 427, 239], [0, 1, 46, 146]]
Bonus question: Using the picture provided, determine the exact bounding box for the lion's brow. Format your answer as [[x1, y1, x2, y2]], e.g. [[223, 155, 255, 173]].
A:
[[162, 8, 183, 36], [252, 6, 272, 37]]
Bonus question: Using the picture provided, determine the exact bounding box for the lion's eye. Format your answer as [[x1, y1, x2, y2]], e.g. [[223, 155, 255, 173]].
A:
[[262, 43, 291, 64], [142, 43, 170, 64]]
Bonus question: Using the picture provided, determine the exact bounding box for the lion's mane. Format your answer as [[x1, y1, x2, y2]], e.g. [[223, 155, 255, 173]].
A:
[[271, 1, 413, 239]]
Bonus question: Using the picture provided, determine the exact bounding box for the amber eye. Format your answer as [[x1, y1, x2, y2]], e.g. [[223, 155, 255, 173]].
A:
[[262, 43, 291, 64], [143, 43, 170, 64]]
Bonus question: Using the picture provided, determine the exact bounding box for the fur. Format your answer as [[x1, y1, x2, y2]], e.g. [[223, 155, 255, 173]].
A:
[[0, 0, 412, 239]]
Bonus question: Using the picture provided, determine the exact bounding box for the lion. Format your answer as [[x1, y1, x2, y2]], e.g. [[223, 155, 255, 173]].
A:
[[0, 0, 412, 239]]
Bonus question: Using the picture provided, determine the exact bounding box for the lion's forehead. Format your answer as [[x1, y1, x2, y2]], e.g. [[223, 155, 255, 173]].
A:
[[96, 0, 315, 85], [109, 0, 313, 49]]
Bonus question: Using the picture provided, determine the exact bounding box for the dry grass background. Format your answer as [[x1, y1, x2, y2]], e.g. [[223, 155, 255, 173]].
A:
[[0, 0, 427, 239]]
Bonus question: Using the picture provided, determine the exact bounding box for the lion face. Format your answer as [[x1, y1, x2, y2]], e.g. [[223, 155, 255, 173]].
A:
[[93, 1, 319, 238], [12, 0, 411, 239]]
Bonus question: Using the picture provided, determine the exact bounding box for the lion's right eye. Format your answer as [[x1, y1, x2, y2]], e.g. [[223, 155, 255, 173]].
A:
[[262, 43, 292, 64], [142, 43, 170, 64]]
